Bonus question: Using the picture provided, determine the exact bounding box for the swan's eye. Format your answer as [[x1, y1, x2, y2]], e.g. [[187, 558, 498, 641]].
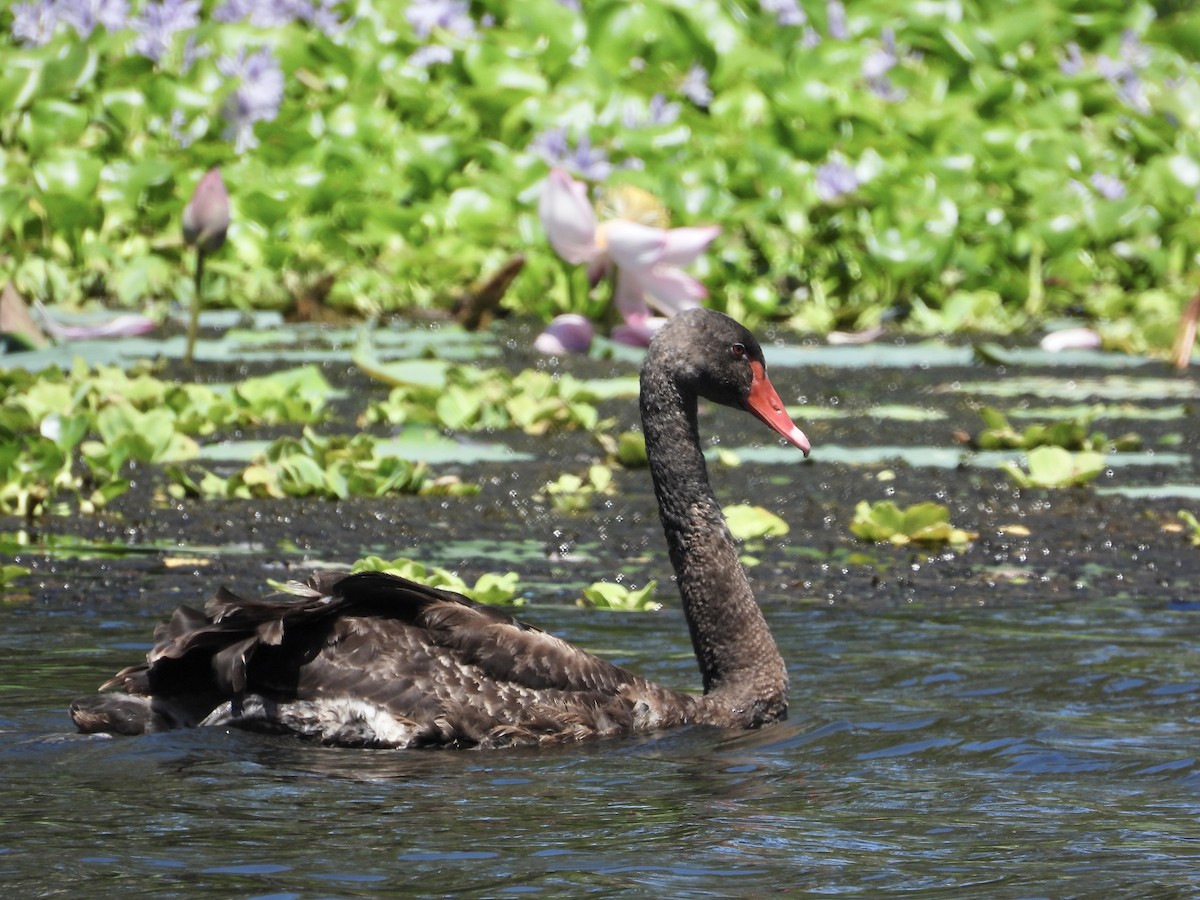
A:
[[729, 343, 747, 360]]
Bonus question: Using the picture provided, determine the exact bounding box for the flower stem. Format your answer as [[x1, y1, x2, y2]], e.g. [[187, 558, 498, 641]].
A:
[[185, 249, 205, 365]]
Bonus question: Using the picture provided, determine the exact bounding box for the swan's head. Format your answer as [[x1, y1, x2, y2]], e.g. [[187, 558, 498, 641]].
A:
[[648, 309, 811, 457]]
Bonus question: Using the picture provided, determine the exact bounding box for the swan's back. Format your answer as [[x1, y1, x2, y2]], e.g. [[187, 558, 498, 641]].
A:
[[70, 571, 698, 748]]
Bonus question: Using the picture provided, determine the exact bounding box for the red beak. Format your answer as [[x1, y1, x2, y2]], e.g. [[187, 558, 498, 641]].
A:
[[745, 362, 810, 456]]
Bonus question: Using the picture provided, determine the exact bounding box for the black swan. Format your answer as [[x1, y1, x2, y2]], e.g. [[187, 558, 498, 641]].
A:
[[70, 308, 810, 748]]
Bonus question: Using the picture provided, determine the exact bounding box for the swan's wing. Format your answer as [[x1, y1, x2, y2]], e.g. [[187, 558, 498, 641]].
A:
[[88, 571, 689, 746]]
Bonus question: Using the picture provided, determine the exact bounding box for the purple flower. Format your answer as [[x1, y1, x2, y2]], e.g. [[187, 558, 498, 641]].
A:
[[826, 0, 848, 40], [214, 0, 347, 36], [680, 64, 713, 108], [815, 160, 858, 203], [863, 28, 907, 101], [1059, 41, 1085, 76], [130, 0, 200, 63], [409, 44, 455, 68], [530, 127, 612, 182], [761, 0, 806, 27], [1098, 30, 1151, 114], [1090, 173, 1126, 201], [11, 0, 129, 44], [60, 0, 129, 37], [623, 93, 681, 129], [404, 0, 479, 67], [405, 0, 476, 40], [215, 0, 305, 26], [11, 1, 60, 45], [218, 46, 285, 153]]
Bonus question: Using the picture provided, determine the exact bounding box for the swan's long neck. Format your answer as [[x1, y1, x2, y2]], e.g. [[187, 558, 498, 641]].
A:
[[640, 364, 787, 726]]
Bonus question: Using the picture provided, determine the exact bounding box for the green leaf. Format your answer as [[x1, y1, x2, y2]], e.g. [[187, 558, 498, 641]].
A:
[[724, 504, 789, 540]]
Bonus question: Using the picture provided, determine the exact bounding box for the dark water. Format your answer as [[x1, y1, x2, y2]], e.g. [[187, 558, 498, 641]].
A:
[[3, 580, 1199, 897], [5, 326, 1200, 894]]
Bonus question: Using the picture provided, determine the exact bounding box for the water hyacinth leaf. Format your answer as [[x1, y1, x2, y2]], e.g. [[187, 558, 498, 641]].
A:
[[850, 500, 978, 546], [352, 556, 522, 606], [580, 580, 660, 612], [436, 385, 483, 430], [34, 150, 103, 199], [39, 42, 98, 97], [615, 431, 648, 468], [724, 504, 789, 540], [21, 99, 89, 156], [0, 66, 40, 115], [1002, 446, 1107, 489]]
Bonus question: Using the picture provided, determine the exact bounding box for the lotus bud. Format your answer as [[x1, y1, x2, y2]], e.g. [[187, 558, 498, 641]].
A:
[[534, 314, 594, 355], [182, 168, 230, 253]]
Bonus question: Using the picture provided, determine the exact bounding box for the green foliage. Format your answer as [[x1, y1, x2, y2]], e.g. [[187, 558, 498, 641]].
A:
[[2, 2, 1200, 344], [167, 427, 469, 500], [975, 406, 1142, 452], [0, 362, 335, 515], [538, 465, 614, 513], [1001, 446, 1108, 488], [1176, 510, 1200, 546], [724, 504, 790, 540], [851, 500, 978, 546], [0, 563, 31, 592], [359, 351, 604, 435], [352, 556, 523, 606], [579, 580, 660, 612], [612, 431, 649, 468]]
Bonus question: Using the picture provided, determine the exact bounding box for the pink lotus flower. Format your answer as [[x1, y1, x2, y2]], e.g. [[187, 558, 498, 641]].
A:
[[537, 167, 720, 349]]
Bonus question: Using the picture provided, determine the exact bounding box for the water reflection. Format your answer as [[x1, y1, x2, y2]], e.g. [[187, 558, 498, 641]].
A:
[[3, 578, 1200, 895]]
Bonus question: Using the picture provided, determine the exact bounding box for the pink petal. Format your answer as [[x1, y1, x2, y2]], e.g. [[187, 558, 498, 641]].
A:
[[534, 314, 594, 355], [637, 265, 707, 316], [659, 225, 720, 266], [538, 168, 599, 265], [611, 316, 669, 347], [603, 220, 668, 271], [36, 303, 156, 340], [182, 168, 230, 253], [1039, 327, 1101, 352], [613, 268, 652, 324]]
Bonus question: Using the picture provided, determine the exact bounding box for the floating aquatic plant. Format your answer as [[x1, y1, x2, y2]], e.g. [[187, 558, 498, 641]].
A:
[[166, 427, 473, 501], [579, 580, 660, 612], [1176, 510, 1200, 547], [724, 504, 790, 541], [0, 563, 32, 593], [537, 465, 614, 514], [850, 500, 978, 547], [358, 350, 604, 436], [971, 406, 1141, 453], [352, 556, 523, 607], [1001, 446, 1107, 489]]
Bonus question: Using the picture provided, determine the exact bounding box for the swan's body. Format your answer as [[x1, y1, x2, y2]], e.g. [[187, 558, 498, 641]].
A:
[[70, 309, 810, 748]]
